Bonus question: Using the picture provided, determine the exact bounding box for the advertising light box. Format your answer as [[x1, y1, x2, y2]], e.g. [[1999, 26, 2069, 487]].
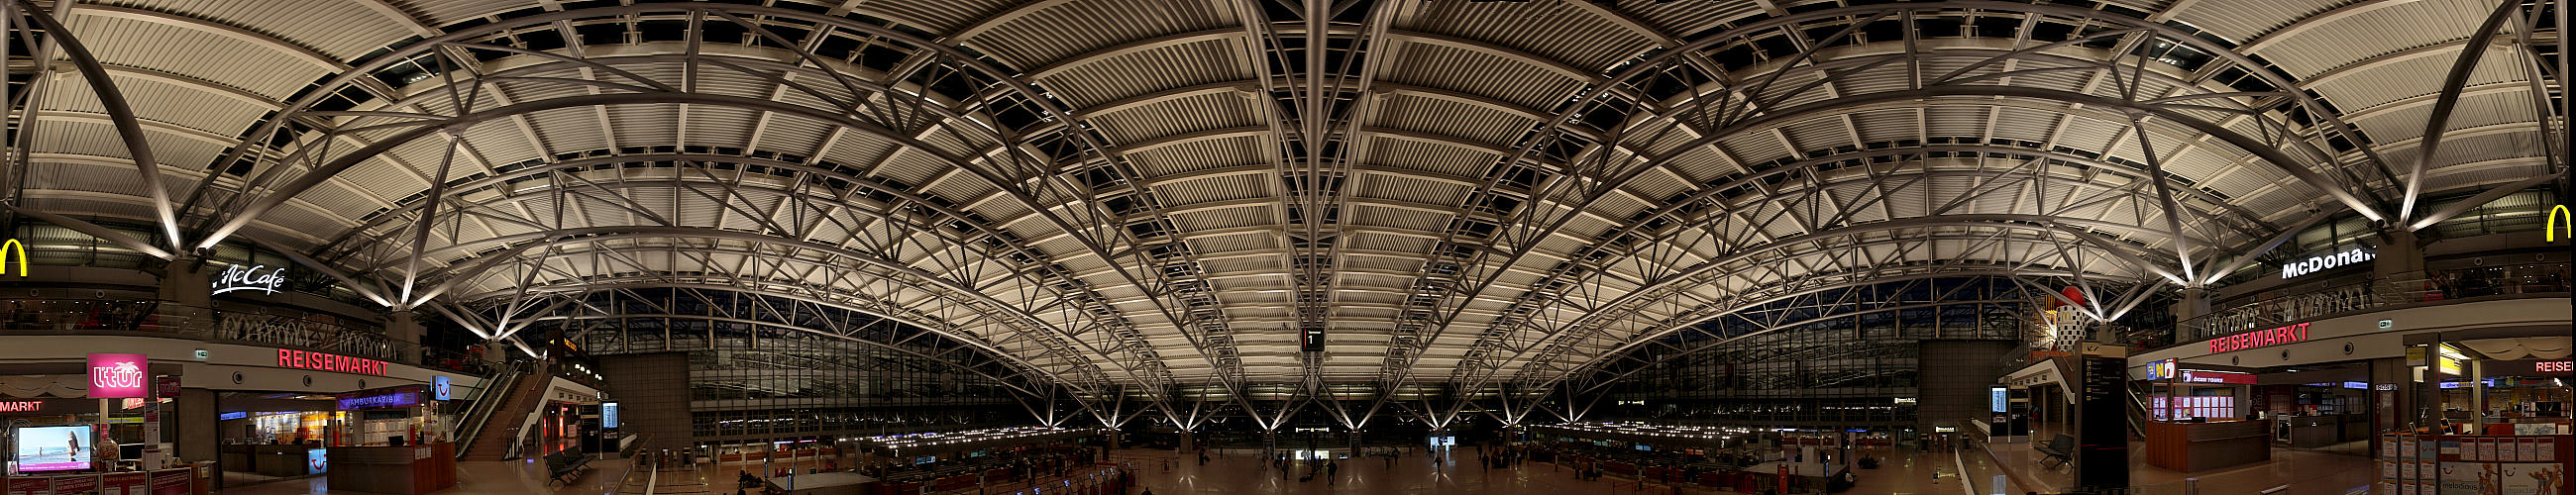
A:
[[15, 425, 93, 472]]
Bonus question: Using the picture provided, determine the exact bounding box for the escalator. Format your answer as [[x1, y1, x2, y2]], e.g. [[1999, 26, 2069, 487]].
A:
[[2125, 379, 2151, 441], [452, 360, 546, 461]]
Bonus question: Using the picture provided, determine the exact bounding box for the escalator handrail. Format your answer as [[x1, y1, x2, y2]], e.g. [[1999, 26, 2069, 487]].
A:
[[453, 360, 531, 457]]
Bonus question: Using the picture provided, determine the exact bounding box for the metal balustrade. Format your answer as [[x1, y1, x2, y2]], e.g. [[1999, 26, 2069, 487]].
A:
[[2147, 262, 2569, 351], [0, 298, 492, 375]]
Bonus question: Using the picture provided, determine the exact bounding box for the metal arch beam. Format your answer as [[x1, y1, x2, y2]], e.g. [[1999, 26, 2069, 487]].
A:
[[1395, 46, 2345, 392], [2400, 0, 2522, 225], [461, 277, 965, 332], [88, 64, 282, 109], [938, 0, 1085, 45], [1023, 29, 1238, 79], [349, 0, 438, 38], [201, 91, 1008, 250], [1529, 270, 2109, 390], [527, 311, 1047, 399], [0, 203, 173, 259], [409, 226, 1156, 386], [707, 7, 1234, 391], [1465, 219, 2172, 381], [1643, 168, 2241, 250], [70, 5, 350, 71], [423, 237, 1028, 331], [1556, 231, 2144, 336], [169, 3, 1246, 393], [11, 0, 181, 251], [311, 152, 1057, 268], [1599, 144, 2272, 248], [1390, 30, 1596, 82], [2236, 0, 2431, 54], [1398, 92, 2272, 390], [1619, 85, 2386, 222], [1552, 0, 2387, 215], [1566, 297, 2027, 395]]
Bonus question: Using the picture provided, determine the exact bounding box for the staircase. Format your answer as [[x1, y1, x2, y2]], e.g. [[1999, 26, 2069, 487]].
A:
[[2125, 379, 2152, 441], [458, 361, 549, 461]]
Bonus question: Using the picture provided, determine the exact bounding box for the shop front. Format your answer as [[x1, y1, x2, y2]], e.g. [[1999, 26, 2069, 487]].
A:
[[213, 397, 335, 480], [0, 354, 209, 494], [2130, 297, 2571, 478], [2377, 334, 2573, 494], [322, 385, 456, 495]]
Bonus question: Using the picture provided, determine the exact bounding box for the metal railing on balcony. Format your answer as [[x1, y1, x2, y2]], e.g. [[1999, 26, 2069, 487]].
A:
[[0, 298, 494, 376], [2144, 262, 2569, 350]]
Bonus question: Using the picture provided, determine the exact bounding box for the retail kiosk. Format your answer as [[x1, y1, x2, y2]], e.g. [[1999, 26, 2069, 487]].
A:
[[322, 384, 455, 495], [2138, 360, 2271, 471]]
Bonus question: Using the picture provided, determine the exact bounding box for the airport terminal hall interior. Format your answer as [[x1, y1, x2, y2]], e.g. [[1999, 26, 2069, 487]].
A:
[[0, 0, 2571, 494]]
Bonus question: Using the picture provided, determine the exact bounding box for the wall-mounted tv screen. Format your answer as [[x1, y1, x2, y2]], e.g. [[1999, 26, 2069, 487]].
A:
[[15, 425, 92, 472]]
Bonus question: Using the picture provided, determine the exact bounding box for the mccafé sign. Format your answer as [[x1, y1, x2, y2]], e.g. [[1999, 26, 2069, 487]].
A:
[[2208, 322, 2311, 353], [276, 348, 387, 376]]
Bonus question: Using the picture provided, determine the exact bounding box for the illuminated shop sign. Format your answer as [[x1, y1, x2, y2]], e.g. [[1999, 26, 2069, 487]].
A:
[[0, 401, 39, 412], [212, 263, 288, 296], [0, 239, 26, 276], [219, 412, 248, 420], [2206, 322, 2310, 353], [2279, 247, 2373, 279], [2144, 358, 2179, 380], [337, 389, 422, 410], [88, 352, 150, 398], [2178, 370, 2256, 384], [2549, 205, 2571, 243], [2538, 361, 2574, 373], [275, 348, 387, 376]]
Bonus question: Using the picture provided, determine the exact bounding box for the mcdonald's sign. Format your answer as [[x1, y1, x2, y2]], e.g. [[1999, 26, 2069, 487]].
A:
[[2550, 205, 2573, 243], [0, 239, 25, 276]]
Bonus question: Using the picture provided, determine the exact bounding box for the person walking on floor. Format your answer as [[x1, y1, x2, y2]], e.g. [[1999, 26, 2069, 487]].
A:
[[1326, 460, 1338, 485]]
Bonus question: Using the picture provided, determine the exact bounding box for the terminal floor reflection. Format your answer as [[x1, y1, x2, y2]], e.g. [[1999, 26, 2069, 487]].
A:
[[205, 443, 2408, 494]]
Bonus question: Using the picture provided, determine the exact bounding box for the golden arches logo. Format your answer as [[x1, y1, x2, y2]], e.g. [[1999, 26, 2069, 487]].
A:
[[0, 239, 24, 276], [2550, 205, 2573, 243]]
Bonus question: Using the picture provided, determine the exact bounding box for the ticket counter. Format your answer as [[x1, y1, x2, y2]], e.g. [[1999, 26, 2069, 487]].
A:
[[2143, 420, 2270, 472], [319, 385, 455, 494]]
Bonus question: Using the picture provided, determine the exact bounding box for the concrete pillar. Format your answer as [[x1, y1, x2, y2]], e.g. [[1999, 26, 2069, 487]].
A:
[[175, 388, 217, 463], [2372, 229, 2425, 277], [482, 338, 510, 364], [159, 258, 210, 307], [385, 310, 422, 364], [2374, 229, 2427, 305], [2174, 287, 2210, 320], [1178, 430, 1194, 451]]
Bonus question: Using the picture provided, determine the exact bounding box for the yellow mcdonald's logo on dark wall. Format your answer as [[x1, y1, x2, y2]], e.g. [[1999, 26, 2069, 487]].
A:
[[2552, 205, 2574, 243], [0, 239, 25, 276]]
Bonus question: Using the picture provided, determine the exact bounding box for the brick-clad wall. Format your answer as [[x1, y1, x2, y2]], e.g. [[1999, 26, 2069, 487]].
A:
[[598, 352, 692, 451]]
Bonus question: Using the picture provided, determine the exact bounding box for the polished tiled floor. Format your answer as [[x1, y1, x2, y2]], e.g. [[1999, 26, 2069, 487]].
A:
[[1981, 439, 2380, 495], [219, 456, 640, 495], [207, 440, 2390, 495], [219, 446, 2003, 494], [1108, 446, 1987, 495]]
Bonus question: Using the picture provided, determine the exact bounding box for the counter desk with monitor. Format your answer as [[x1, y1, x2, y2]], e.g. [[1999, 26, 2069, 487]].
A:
[[2144, 420, 2271, 472]]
